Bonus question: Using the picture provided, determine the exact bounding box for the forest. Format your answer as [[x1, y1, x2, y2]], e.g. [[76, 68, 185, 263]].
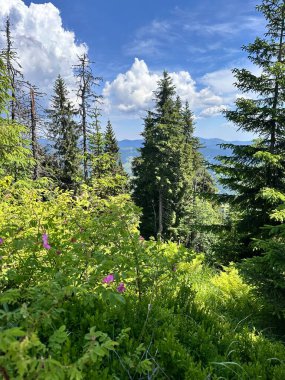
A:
[[0, 0, 285, 379]]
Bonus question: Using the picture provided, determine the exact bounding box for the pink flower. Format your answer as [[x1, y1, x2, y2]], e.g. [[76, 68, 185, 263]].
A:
[[102, 274, 114, 284], [42, 233, 51, 250], [139, 236, 144, 241], [117, 282, 126, 293], [0, 238, 3, 245]]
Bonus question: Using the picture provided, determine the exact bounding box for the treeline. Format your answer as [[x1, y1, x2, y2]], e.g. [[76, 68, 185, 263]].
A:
[[0, 19, 125, 191], [0, 16, 219, 252]]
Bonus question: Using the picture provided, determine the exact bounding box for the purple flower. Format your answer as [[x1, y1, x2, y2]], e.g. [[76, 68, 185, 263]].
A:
[[0, 238, 3, 245], [117, 282, 126, 293], [42, 233, 51, 250], [102, 274, 114, 284]]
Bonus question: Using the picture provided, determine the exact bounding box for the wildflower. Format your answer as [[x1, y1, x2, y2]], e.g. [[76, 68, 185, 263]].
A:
[[103, 274, 114, 284], [42, 233, 51, 250], [172, 265, 177, 272], [117, 282, 126, 293], [0, 238, 3, 245], [139, 236, 144, 241]]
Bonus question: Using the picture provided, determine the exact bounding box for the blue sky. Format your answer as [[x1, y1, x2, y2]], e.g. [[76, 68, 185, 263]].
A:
[[1, 0, 266, 140]]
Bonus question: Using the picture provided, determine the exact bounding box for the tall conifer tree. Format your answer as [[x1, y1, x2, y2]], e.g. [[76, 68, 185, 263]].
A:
[[132, 72, 208, 240], [46, 75, 79, 190], [104, 120, 124, 174], [213, 0, 285, 259]]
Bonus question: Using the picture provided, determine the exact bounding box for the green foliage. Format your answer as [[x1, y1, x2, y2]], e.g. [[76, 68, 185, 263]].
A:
[[89, 116, 126, 181], [0, 55, 33, 180], [0, 56, 11, 113], [213, 0, 285, 259], [240, 191, 285, 320], [132, 72, 214, 244], [0, 180, 285, 379], [0, 120, 33, 178], [46, 75, 80, 190]]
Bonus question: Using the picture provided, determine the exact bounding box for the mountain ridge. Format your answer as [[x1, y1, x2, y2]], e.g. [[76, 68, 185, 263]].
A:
[[118, 137, 251, 175]]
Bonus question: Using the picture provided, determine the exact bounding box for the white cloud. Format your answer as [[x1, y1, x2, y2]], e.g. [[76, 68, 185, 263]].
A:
[[199, 105, 228, 118], [201, 69, 235, 95], [103, 58, 160, 116], [0, 0, 87, 98], [103, 58, 230, 119]]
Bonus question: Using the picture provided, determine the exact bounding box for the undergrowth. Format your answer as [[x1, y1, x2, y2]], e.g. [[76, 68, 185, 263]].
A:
[[0, 178, 285, 379]]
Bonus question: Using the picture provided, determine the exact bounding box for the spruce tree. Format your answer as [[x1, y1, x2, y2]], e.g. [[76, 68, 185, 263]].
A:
[[46, 75, 79, 190], [88, 108, 105, 178], [104, 120, 119, 155], [132, 72, 203, 240], [104, 120, 124, 174], [213, 0, 285, 260]]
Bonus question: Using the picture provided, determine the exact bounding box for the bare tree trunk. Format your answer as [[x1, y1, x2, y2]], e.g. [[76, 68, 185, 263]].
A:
[[82, 92, 88, 181]]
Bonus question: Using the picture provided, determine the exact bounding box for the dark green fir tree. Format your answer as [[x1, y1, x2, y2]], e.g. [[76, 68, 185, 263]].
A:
[[213, 0, 285, 261], [46, 75, 79, 190], [104, 120, 124, 174], [215, 0, 285, 320], [132, 71, 212, 242]]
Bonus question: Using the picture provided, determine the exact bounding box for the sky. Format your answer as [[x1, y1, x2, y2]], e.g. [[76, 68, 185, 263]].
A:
[[0, 0, 266, 141]]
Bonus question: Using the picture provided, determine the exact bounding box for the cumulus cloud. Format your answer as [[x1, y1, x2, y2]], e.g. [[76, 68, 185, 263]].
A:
[[103, 58, 232, 119], [103, 58, 160, 116], [0, 0, 87, 98]]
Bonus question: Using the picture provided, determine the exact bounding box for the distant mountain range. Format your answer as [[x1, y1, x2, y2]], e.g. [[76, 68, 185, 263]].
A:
[[39, 136, 251, 188], [118, 137, 251, 175]]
